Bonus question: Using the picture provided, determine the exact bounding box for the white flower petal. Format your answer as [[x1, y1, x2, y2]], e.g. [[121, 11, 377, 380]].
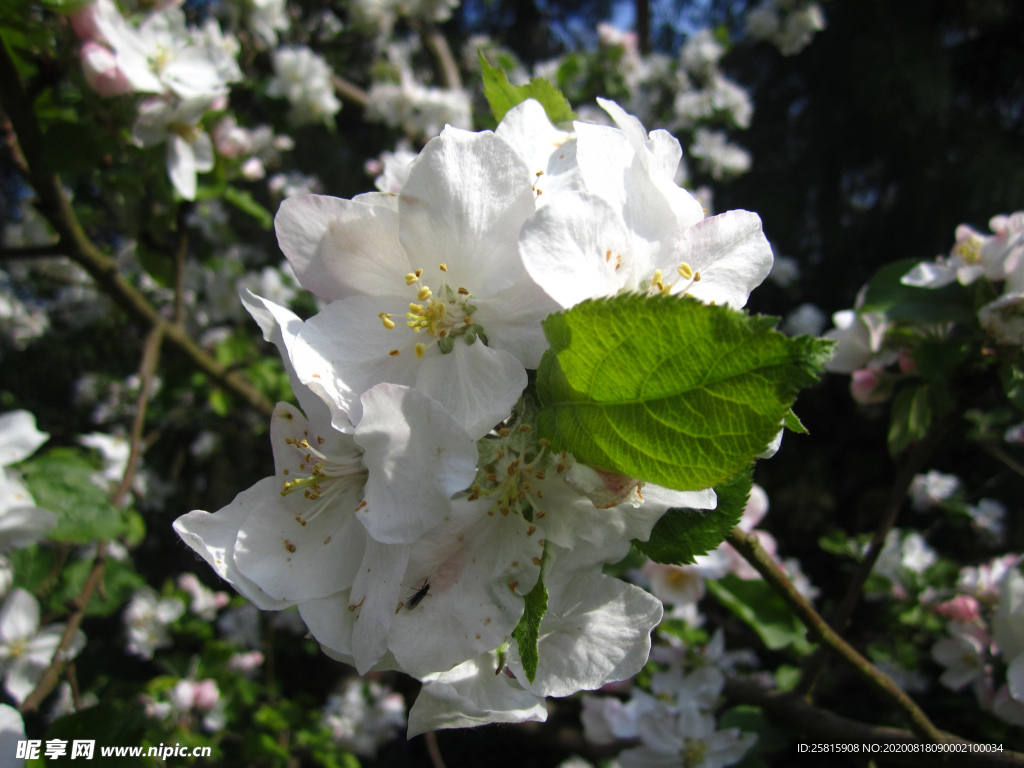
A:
[[407, 651, 547, 737], [0, 704, 24, 766], [167, 134, 198, 201], [667, 210, 773, 308], [355, 384, 476, 545], [348, 539, 410, 674], [388, 498, 543, 678], [275, 194, 409, 301], [191, 130, 215, 173], [494, 99, 572, 181], [0, 589, 39, 644], [398, 127, 535, 298], [0, 506, 57, 552], [519, 191, 632, 309], [0, 411, 48, 467], [173, 478, 294, 611]]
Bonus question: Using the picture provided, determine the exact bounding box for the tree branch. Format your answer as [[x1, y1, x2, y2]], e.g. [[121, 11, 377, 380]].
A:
[[982, 442, 1024, 481], [724, 676, 1024, 766], [411, 20, 462, 90], [636, 0, 651, 55], [332, 74, 369, 106], [0, 36, 273, 416], [0, 243, 64, 260], [797, 417, 952, 696], [725, 528, 946, 743]]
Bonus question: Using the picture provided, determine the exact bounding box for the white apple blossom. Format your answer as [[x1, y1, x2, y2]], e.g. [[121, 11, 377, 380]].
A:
[[280, 127, 562, 439], [932, 621, 990, 691], [0, 411, 57, 552], [909, 470, 960, 511], [132, 97, 215, 201], [903, 214, 1024, 289], [123, 587, 185, 659], [367, 75, 473, 139], [267, 47, 341, 127], [520, 99, 772, 312], [177, 573, 230, 620], [177, 293, 478, 673], [957, 555, 1018, 602], [48, 680, 98, 722], [821, 307, 890, 373], [367, 141, 417, 194], [747, 0, 826, 56], [689, 128, 751, 179], [618, 702, 756, 768], [967, 499, 1006, 542], [978, 291, 1024, 345], [781, 302, 827, 336], [322, 678, 406, 756], [241, 0, 290, 47], [0, 589, 86, 704]]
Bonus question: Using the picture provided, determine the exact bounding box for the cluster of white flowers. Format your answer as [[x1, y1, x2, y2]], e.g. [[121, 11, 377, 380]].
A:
[[267, 47, 342, 127], [581, 630, 758, 767], [72, 0, 244, 199], [868, 529, 937, 601], [366, 42, 472, 139], [212, 115, 295, 180], [746, 0, 826, 56], [174, 97, 776, 733], [903, 211, 1024, 345], [123, 587, 186, 660], [143, 676, 226, 732], [929, 554, 1024, 726], [321, 678, 406, 757], [0, 412, 57, 562]]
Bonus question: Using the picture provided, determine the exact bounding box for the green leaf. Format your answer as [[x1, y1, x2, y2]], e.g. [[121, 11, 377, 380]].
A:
[[859, 258, 973, 323], [45, 700, 148, 766], [511, 545, 550, 683], [784, 408, 808, 434], [888, 382, 932, 456], [635, 467, 752, 565], [479, 51, 575, 125], [47, 558, 144, 617], [535, 295, 833, 491], [719, 705, 791, 764], [707, 574, 812, 653], [223, 186, 274, 230], [20, 448, 127, 543], [1002, 365, 1024, 412]]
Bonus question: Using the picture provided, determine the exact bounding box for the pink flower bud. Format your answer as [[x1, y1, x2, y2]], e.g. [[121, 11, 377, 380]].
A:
[[79, 42, 133, 97], [897, 348, 918, 374], [241, 157, 266, 181], [850, 368, 888, 404], [935, 595, 981, 623], [192, 679, 220, 710], [70, 4, 102, 43]]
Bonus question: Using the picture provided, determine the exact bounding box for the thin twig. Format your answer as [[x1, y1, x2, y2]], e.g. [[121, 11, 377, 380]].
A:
[[172, 202, 192, 327], [331, 74, 369, 106], [796, 417, 952, 696], [635, 0, 651, 55], [425, 731, 447, 768], [66, 662, 82, 711], [0, 37, 273, 416], [0, 243, 64, 260], [18, 541, 107, 713], [724, 676, 1024, 766], [725, 528, 947, 743], [112, 322, 165, 507], [982, 442, 1024, 481], [411, 20, 462, 90]]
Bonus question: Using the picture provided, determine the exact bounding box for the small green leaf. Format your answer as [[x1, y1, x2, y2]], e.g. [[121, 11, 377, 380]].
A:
[[888, 382, 932, 456], [479, 51, 575, 125], [784, 408, 808, 434], [223, 186, 274, 230], [21, 448, 127, 543], [511, 545, 550, 683], [860, 259, 973, 323], [635, 468, 752, 565], [536, 294, 834, 491], [707, 574, 812, 653]]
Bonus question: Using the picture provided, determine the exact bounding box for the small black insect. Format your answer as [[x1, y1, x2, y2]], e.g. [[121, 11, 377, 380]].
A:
[[405, 579, 431, 610]]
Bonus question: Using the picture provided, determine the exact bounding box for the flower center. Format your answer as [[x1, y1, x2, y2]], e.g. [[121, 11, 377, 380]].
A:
[[682, 738, 708, 767], [644, 262, 702, 298], [7, 638, 26, 658], [953, 234, 984, 265], [378, 265, 486, 359], [280, 437, 366, 524]]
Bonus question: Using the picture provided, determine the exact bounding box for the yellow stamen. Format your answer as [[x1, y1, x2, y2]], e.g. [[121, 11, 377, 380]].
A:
[[417, 286, 432, 301], [414, 343, 426, 359], [415, 268, 423, 278], [693, 271, 702, 282], [677, 262, 694, 280], [409, 303, 424, 313], [439, 263, 448, 272], [405, 272, 418, 285], [389, 349, 400, 356], [378, 312, 395, 329]]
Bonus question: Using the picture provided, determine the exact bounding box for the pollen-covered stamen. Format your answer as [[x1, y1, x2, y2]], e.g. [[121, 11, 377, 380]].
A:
[[953, 234, 984, 265], [280, 437, 366, 523], [644, 262, 702, 297], [396, 266, 484, 356]]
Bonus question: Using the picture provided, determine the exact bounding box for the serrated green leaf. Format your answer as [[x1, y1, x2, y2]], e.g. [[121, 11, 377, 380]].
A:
[[860, 259, 973, 323], [20, 448, 127, 543], [784, 408, 808, 434], [707, 574, 812, 653], [479, 51, 575, 125], [223, 186, 274, 230], [635, 468, 752, 565], [511, 545, 550, 683], [535, 295, 833, 491]]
